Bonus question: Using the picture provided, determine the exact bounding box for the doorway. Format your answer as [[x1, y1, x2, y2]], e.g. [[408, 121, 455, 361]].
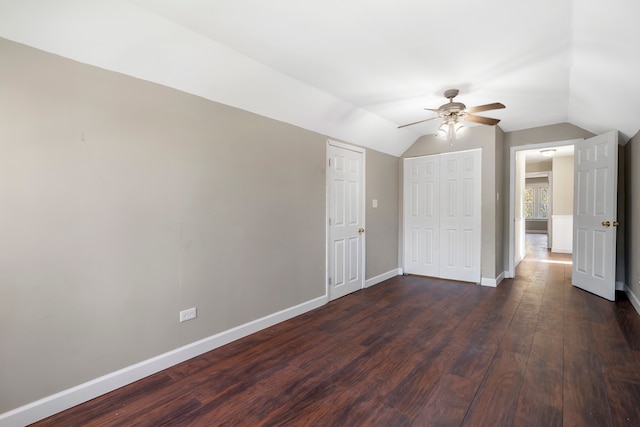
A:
[[509, 140, 579, 277], [507, 132, 619, 301]]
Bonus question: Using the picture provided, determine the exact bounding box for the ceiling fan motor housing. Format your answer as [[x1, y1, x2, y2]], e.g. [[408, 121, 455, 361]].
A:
[[440, 101, 466, 113]]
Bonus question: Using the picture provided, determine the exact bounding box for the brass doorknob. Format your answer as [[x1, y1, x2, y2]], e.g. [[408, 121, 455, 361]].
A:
[[613, 221, 620, 227], [602, 221, 611, 227], [358, 227, 365, 233]]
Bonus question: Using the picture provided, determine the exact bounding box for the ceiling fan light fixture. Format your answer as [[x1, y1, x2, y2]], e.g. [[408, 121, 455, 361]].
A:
[[436, 122, 449, 138], [436, 119, 466, 145], [540, 149, 556, 157]]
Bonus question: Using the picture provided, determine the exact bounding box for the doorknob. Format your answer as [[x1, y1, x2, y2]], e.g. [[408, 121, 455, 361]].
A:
[[358, 227, 365, 233], [602, 220, 611, 227]]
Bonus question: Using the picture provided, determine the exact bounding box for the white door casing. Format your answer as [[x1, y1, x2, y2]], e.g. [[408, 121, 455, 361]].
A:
[[327, 141, 365, 300], [404, 149, 481, 283], [572, 131, 618, 301]]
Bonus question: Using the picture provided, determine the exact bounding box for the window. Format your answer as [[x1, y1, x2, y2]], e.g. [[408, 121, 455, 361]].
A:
[[525, 184, 549, 219]]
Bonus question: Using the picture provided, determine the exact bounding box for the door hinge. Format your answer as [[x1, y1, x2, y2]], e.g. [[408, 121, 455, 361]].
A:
[[328, 158, 331, 167], [328, 277, 332, 285], [328, 218, 332, 225]]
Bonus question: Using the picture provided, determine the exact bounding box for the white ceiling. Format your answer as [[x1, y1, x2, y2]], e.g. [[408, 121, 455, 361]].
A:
[[525, 145, 574, 164], [1, 0, 639, 156]]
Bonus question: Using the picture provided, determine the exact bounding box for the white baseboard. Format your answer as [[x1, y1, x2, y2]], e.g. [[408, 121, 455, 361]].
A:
[[365, 268, 401, 288], [551, 248, 572, 254], [0, 295, 328, 427], [616, 281, 625, 291], [481, 271, 505, 288], [625, 285, 640, 316]]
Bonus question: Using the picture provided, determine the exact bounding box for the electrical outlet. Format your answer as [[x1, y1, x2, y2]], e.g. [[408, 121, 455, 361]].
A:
[[179, 307, 197, 323]]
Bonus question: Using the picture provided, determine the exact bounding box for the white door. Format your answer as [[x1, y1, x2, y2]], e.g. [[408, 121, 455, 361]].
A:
[[572, 131, 618, 300], [404, 156, 440, 277], [439, 150, 482, 282], [403, 149, 481, 282], [327, 141, 365, 300]]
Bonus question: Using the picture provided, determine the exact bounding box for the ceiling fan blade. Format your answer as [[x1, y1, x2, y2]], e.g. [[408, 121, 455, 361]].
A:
[[423, 108, 441, 112], [397, 116, 440, 129], [465, 102, 505, 114], [464, 115, 501, 126]]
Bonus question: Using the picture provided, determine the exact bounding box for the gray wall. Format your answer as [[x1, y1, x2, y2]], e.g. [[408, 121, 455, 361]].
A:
[[625, 132, 639, 302], [365, 150, 400, 279], [0, 38, 399, 413], [401, 125, 502, 281], [504, 123, 595, 147]]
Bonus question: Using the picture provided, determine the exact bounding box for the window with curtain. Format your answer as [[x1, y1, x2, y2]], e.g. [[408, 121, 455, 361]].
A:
[[525, 184, 549, 219]]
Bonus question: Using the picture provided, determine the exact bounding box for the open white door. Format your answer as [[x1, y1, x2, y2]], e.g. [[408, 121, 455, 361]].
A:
[[572, 131, 618, 300], [327, 141, 365, 300]]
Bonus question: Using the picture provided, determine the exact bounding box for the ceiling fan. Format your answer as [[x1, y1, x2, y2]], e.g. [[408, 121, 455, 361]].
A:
[[398, 89, 505, 144]]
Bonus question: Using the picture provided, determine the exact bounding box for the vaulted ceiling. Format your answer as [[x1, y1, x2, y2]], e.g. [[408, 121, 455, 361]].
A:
[[1, 0, 639, 156]]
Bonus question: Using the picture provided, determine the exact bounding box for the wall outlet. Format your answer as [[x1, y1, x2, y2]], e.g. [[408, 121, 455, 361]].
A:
[[179, 307, 197, 323]]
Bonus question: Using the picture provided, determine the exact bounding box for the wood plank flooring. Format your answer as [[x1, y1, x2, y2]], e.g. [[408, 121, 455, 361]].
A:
[[32, 234, 640, 426]]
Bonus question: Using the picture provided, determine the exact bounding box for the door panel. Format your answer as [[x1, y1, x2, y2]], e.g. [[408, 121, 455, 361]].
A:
[[404, 149, 481, 282], [572, 131, 617, 301], [404, 156, 440, 277], [328, 142, 365, 300], [439, 150, 482, 282]]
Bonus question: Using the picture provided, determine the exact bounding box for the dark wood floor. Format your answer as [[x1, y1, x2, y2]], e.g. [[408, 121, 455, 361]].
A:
[[33, 234, 640, 426]]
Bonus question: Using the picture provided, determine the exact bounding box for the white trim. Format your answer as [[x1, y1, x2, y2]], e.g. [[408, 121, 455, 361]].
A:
[[481, 271, 505, 287], [551, 248, 572, 254], [0, 295, 327, 427], [365, 268, 402, 288], [616, 281, 625, 291], [625, 285, 640, 316], [525, 171, 551, 178]]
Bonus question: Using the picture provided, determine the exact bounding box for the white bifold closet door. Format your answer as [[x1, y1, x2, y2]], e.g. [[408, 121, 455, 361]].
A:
[[404, 149, 482, 283]]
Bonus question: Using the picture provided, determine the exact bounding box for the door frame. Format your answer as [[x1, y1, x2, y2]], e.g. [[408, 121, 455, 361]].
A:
[[326, 139, 366, 300], [507, 138, 582, 278]]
